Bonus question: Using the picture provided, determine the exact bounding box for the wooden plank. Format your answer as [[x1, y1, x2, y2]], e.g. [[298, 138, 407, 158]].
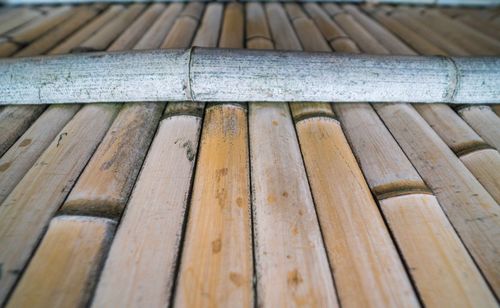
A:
[[107, 3, 166, 51], [0, 105, 80, 204], [0, 104, 118, 305], [91, 6, 205, 306], [458, 106, 500, 152], [135, 3, 184, 50], [0, 105, 46, 157], [7, 6, 75, 44], [175, 7, 251, 306], [6, 216, 115, 308], [75, 4, 145, 52], [310, 5, 498, 306], [49, 5, 125, 55], [286, 5, 419, 306], [380, 194, 497, 307], [15, 5, 101, 57], [250, 5, 338, 306]]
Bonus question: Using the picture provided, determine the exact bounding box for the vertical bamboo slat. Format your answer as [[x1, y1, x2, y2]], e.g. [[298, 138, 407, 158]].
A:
[[174, 5, 253, 307], [91, 4, 205, 306], [49, 5, 124, 55], [134, 3, 183, 50], [0, 104, 118, 305], [288, 4, 419, 307], [246, 3, 273, 49], [0, 105, 80, 204], [6, 216, 115, 308], [309, 4, 497, 306], [249, 4, 338, 306]]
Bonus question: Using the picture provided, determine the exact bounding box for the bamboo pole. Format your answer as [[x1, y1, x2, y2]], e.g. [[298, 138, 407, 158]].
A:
[[91, 4, 207, 307], [1, 48, 499, 105], [309, 4, 498, 306], [338, 7, 500, 298], [173, 5, 253, 306], [285, 3, 420, 307], [6, 216, 115, 308], [249, 3, 338, 306]]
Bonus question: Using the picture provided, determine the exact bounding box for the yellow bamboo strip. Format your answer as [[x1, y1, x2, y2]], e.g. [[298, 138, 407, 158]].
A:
[[14, 5, 101, 57], [0, 7, 40, 35], [287, 5, 419, 307], [0, 105, 45, 157], [0, 105, 80, 204], [160, 2, 204, 49], [76, 4, 145, 52], [248, 4, 338, 307], [107, 3, 166, 51], [175, 7, 251, 306], [135, 3, 183, 50], [6, 216, 115, 308], [49, 5, 125, 55], [218, 3, 244, 48], [192, 3, 223, 47], [458, 106, 500, 152], [245, 3, 273, 49], [310, 5, 498, 306], [0, 104, 119, 305], [7, 6, 75, 44], [91, 6, 207, 307]]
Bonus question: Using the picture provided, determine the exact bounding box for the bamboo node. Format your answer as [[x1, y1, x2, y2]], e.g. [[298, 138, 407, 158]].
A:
[[441, 55, 460, 103], [185, 46, 195, 102]]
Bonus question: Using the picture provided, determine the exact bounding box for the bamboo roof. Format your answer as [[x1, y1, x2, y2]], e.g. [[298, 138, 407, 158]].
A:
[[0, 2, 499, 307]]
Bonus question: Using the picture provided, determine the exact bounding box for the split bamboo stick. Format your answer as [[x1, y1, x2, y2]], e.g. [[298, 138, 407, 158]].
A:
[[249, 4, 338, 306], [364, 9, 500, 204], [174, 5, 253, 306], [75, 4, 145, 52], [7, 6, 75, 45], [1, 48, 500, 105], [308, 4, 498, 306], [0, 7, 41, 36], [0, 105, 45, 157], [0, 103, 118, 305], [134, 3, 183, 50], [438, 8, 500, 41], [14, 5, 102, 57], [457, 106, 500, 151], [288, 4, 419, 306], [0, 38, 19, 58], [337, 9, 500, 298], [91, 4, 206, 307], [0, 105, 80, 204], [6, 216, 115, 308], [246, 2, 273, 49], [49, 5, 124, 55]]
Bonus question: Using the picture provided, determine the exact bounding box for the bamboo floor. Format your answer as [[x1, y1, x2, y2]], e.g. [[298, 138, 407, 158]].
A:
[[0, 2, 499, 307]]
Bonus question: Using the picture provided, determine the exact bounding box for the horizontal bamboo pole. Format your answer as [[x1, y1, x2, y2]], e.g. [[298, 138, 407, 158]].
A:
[[1, 48, 499, 105]]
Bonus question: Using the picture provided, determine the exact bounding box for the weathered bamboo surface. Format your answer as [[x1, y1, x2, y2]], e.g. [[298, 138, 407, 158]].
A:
[[0, 2, 499, 307]]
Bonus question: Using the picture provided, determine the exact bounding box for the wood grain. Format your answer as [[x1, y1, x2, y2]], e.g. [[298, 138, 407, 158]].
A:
[[6, 216, 115, 308], [0, 104, 118, 305]]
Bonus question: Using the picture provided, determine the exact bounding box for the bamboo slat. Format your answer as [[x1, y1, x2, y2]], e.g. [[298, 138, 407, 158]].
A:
[[0, 38, 19, 58], [107, 3, 165, 52], [49, 5, 124, 55], [7, 6, 75, 44], [91, 6, 205, 306], [75, 4, 145, 52], [287, 5, 419, 306], [493, 105, 500, 117], [311, 5, 498, 306], [0, 104, 118, 305], [0, 105, 80, 204], [6, 216, 115, 308], [380, 194, 497, 307], [0, 7, 41, 35], [192, 3, 223, 48], [14, 5, 101, 57], [175, 8, 251, 306], [458, 106, 500, 152], [160, 2, 204, 49], [246, 3, 273, 49], [437, 8, 500, 41], [135, 3, 183, 50], [250, 5, 338, 306], [460, 149, 500, 204]]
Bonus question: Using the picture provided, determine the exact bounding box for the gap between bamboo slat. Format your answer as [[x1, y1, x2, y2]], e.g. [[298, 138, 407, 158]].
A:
[[309, 3, 498, 306], [336, 5, 500, 299]]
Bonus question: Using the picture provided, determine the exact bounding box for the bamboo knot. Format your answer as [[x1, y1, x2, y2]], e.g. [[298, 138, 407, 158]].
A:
[[441, 55, 460, 103], [185, 46, 196, 102]]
